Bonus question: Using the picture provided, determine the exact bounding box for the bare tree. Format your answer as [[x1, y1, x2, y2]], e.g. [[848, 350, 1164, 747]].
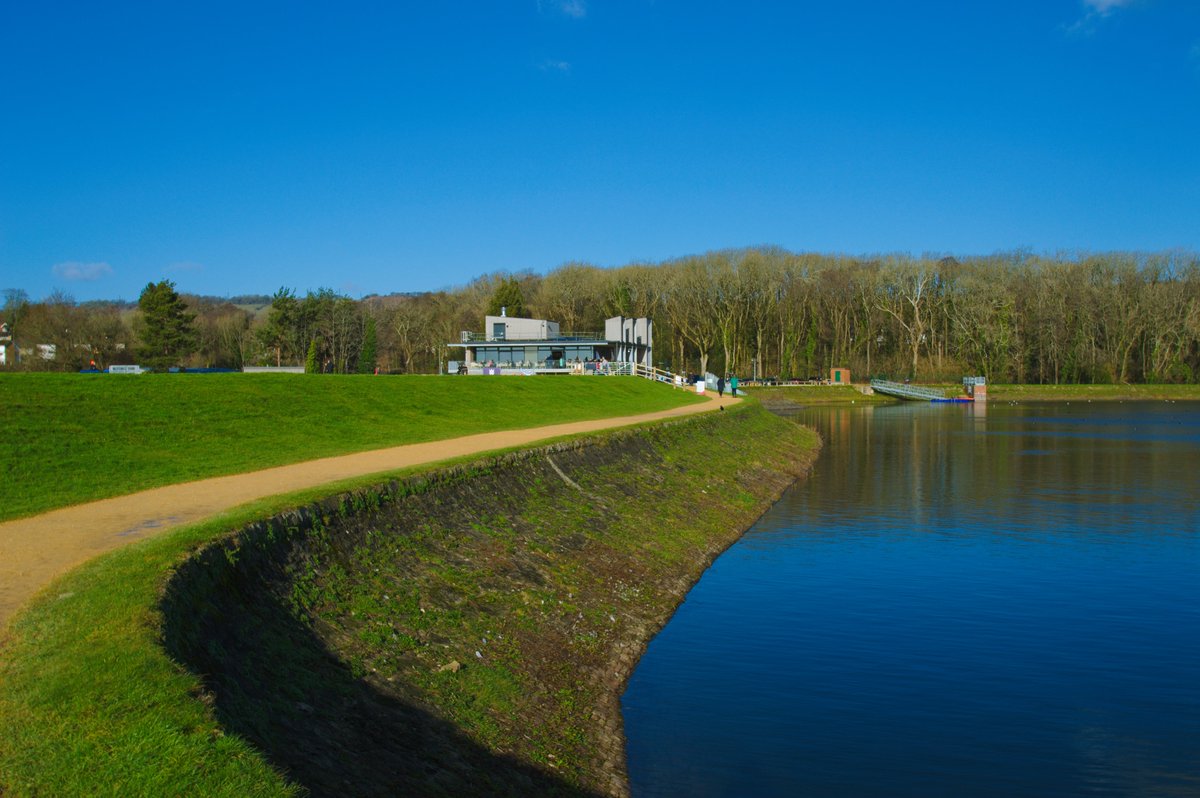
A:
[[535, 263, 610, 332], [664, 257, 721, 375], [877, 258, 933, 379]]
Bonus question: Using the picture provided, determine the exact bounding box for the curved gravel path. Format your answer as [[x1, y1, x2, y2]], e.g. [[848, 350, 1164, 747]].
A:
[[0, 393, 738, 629]]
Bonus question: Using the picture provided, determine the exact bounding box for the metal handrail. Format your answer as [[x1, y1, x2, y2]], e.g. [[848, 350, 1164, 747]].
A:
[[869, 379, 947, 401], [458, 330, 604, 343], [630, 362, 690, 388]]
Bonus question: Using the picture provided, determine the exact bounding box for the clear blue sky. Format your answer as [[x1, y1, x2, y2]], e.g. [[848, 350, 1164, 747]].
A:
[[2, 1, 1198, 302]]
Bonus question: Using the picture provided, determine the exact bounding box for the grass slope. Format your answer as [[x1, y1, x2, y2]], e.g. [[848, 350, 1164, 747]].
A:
[[749, 383, 1200, 404], [0, 504, 311, 797], [0, 374, 698, 522], [987, 383, 1200, 401], [0, 406, 817, 797], [744, 385, 893, 405]]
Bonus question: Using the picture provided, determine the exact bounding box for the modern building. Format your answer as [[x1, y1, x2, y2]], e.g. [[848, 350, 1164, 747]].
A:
[[449, 310, 652, 374]]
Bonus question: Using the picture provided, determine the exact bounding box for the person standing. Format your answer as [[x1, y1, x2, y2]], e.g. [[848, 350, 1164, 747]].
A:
[[730, 375, 739, 396], [717, 376, 725, 397]]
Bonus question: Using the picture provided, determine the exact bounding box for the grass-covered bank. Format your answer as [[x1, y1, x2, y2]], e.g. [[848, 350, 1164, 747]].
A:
[[0, 404, 818, 797], [748, 383, 1200, 406], [986, 383, 1200, 402], [0, 373, 699, 521], [745, 385, 894, 405]]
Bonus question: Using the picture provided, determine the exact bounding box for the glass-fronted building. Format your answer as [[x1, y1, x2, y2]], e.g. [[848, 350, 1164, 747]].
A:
[[448, 313, 652, 374]]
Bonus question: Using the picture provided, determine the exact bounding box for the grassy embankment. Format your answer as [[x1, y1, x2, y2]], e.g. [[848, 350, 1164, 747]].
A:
[[0, 402, 818, 797], [986, 383, 1200, 401], [743, 385, 894, 405], [872, 382, 1200, 401], [748, 382, 1200, 404], [0, 373, 700, 522]]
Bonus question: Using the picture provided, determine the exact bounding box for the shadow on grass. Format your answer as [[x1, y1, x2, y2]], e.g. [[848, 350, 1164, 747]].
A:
[[160, 507, 601, 798]]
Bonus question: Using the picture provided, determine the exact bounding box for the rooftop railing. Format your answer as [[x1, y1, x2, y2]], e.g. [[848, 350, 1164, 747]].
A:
[[458, 330, 605, 343]]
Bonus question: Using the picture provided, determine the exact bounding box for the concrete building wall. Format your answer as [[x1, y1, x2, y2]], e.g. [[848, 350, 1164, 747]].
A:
[[485, 316, 560, 341], [606, 316, 653, 367]]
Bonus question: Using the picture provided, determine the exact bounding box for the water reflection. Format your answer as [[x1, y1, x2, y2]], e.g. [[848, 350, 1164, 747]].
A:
[[623, 402, 1200, 797]]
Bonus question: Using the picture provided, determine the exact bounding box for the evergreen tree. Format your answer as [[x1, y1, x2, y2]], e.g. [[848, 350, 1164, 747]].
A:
[[257, 287, 299, 367], [136, 280, 197, 369], [305, 338, 318, 374], [804, 318, 819, 377], [357, 317, 378, 374], [486, 278, 526, 318]]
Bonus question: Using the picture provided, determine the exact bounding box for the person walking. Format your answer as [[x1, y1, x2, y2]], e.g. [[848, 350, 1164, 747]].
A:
[[717, 376, 725, 397], [730, 375, 739, 396]]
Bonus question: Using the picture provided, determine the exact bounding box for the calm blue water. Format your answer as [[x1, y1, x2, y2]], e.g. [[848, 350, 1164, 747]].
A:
[[622, 402, 1200, 797]]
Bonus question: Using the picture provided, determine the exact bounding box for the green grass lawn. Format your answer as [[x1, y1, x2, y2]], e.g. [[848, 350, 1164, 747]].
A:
[[0, 373, 700, 522]]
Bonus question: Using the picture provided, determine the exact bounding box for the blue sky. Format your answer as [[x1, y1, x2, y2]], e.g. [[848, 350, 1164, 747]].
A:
[[2, 1, 1198, 302]]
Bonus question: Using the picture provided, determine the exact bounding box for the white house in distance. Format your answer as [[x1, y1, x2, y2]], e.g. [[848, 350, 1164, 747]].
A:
[[449, 309, 653, 375]]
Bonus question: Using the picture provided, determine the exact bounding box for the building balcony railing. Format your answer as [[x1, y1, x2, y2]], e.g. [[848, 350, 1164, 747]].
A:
[[458, 330, 605, 343]]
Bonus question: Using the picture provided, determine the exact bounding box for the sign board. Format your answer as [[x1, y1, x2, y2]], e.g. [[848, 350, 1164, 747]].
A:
[[108, 365, 145, 374]]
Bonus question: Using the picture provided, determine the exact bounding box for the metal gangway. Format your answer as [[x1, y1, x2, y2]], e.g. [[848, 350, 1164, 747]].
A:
[[869, 379, 947, 401]]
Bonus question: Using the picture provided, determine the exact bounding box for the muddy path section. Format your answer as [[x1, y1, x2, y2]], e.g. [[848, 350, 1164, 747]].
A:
[[0, 394, 737, 629]]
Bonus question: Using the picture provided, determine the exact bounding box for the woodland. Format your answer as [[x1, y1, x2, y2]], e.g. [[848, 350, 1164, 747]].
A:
[[4, 248, 1199, 384]]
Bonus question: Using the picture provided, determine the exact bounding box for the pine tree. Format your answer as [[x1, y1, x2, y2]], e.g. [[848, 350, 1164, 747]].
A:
[[357, 317, 377, 374], [305, 338, 318, 374], [486, 278, 526, 318], [136, 281, 197, 370], [257, 287, 299, 367]]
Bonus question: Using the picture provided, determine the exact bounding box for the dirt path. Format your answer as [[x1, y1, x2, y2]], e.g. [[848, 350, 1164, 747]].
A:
[[0, 393, 738, 629]]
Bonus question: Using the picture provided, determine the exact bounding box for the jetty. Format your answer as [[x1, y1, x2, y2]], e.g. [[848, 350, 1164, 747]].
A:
[[870, 377, 987, 403]]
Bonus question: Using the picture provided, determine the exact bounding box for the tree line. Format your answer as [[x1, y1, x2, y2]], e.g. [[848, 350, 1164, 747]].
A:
[[3, 248, 1199, 383]]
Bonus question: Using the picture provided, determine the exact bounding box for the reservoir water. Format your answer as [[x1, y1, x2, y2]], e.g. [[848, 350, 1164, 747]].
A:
[[622, 402, 1200, 797]]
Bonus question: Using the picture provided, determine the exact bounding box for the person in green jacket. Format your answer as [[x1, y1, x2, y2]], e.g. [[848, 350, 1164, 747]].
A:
[[730, 375, 739, 396]]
